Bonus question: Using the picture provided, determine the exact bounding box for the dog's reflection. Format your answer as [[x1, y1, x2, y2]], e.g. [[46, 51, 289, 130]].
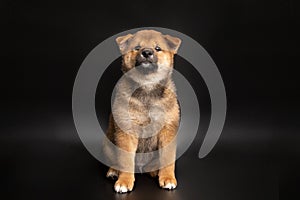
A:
[[113, 189, 181, 200]]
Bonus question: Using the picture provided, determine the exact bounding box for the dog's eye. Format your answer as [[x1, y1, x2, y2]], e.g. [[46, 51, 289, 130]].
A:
[[155, 46, 162, 51], [134, 45, 141, 51]]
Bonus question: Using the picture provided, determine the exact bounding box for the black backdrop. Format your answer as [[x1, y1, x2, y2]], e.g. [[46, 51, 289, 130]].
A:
[[1, 0, 298, 199]]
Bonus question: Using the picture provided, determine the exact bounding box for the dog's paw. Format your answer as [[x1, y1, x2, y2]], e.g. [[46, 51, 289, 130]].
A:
[[106, 168, 118, 179], [159, 177, 177, 190], [114, 179, 134, 193]]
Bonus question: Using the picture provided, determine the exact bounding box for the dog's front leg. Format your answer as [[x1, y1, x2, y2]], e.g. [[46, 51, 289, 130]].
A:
[[158, 125, 177, 190], [114, 131, 138, 193]]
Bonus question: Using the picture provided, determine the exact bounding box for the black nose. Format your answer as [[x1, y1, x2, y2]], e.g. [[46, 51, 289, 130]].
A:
[[141, 48, 153, 58]]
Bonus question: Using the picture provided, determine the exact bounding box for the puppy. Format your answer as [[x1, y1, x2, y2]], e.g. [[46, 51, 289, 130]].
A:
[[104, 30, 181, 193]]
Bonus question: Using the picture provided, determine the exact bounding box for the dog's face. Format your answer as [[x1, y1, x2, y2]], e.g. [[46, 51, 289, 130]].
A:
[[116, 30, 181, 85]]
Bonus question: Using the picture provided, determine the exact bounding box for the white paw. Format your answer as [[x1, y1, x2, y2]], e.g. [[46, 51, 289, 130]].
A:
[[114, 185, 131, 193], [106, 168, 118, 179], [107, 171, 118, 178], [163, 183, 177, 190]]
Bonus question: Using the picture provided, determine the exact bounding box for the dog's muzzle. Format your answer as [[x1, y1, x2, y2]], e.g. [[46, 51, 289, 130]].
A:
[[135, 48, 158, 74]]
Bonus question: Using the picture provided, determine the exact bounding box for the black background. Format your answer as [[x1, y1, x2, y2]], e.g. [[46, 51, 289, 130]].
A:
[[1, 0, 298, 199]]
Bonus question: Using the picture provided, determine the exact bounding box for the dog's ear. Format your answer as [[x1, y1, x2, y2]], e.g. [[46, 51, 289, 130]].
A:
[[116, 34, 133, 54], [164, 35, 181, 54]]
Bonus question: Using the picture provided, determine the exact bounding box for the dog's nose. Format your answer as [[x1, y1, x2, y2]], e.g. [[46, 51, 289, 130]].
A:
[[141, 48, 154, 58]]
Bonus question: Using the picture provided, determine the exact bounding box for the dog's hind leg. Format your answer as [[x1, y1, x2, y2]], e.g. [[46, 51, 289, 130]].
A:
[[104, 114, 119, 179]]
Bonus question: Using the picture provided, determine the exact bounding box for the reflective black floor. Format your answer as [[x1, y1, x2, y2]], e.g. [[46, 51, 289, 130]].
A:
[[1, 107, 287, 200]]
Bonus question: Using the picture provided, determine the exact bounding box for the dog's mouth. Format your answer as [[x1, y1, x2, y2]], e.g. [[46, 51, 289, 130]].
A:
[[135, 60, 158, 74]]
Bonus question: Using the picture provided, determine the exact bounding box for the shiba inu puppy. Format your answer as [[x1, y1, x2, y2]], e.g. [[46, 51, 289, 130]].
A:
[[105, 30, 181, 193]]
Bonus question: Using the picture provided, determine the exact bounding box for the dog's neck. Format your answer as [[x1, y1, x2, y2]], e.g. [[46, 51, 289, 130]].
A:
[[125, 75, 173, 100]]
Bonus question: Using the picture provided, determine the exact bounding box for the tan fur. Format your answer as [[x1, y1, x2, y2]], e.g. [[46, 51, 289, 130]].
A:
[[105, 30, 181, 192]]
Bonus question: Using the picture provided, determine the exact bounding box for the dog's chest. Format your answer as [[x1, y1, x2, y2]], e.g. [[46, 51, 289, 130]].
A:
[[129, 87, 166, 127]]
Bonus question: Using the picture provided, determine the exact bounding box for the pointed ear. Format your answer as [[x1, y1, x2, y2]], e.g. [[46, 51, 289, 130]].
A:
[[164, 34, 181, 54], [115, 34, 133, 54]]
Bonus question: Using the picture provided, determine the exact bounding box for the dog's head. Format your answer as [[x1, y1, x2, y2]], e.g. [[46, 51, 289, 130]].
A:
[[116, 30, 181, 85]]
